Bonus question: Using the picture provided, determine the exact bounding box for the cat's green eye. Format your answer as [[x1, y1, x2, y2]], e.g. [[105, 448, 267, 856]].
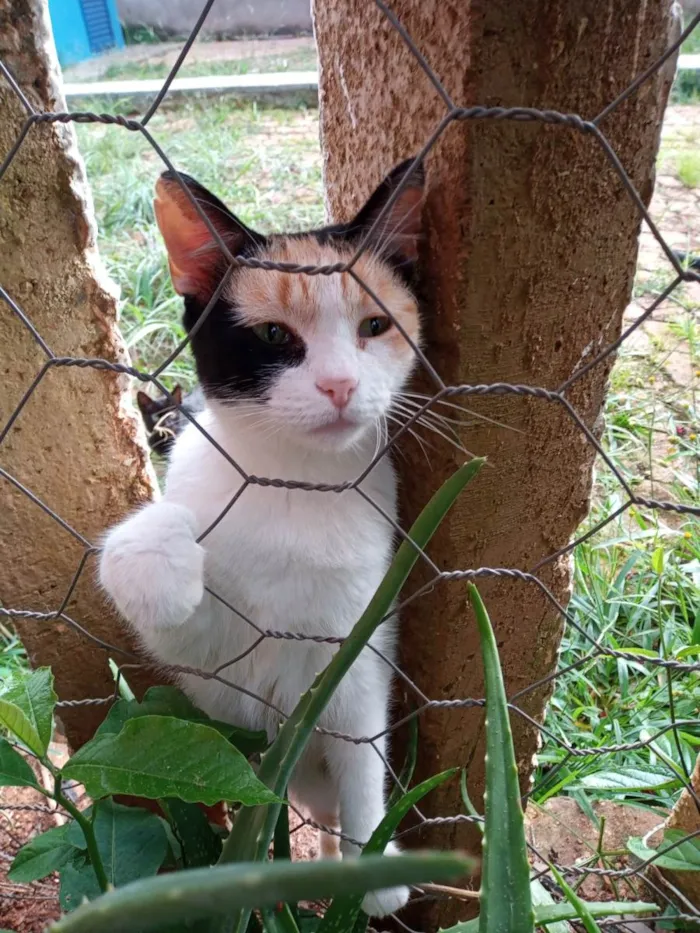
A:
[[252, 322, 293, 346], [358, 316, 392, 339]]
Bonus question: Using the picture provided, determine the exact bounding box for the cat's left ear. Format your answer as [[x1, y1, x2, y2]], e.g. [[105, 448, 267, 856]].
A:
[[346, 158, 425, 267]]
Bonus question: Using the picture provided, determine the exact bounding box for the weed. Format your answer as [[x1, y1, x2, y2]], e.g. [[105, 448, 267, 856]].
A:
[[678, 151, 700, 188]]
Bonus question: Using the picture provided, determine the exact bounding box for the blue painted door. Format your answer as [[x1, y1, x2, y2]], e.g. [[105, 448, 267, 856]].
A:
[[49, 0, 124, 67]]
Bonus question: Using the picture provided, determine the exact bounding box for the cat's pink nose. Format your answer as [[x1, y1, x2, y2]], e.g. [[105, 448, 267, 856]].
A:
[[316, 377, 357, 409]]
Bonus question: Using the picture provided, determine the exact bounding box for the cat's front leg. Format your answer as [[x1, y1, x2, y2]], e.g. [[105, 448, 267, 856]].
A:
[[99, 501, 205, 634], [324, 689, 410, 918]]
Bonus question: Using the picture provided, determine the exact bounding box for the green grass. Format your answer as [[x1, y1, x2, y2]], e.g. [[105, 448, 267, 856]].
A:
[[73, 98, 323, 381], [670, 24, 700, 104], [0, 622, 28, 680], [534, 297, 700, 814], [101, 48, 318, 82], [678, 151, 700, 188]]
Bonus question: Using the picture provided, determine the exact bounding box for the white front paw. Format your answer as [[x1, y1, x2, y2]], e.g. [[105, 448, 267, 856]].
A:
[[100, 502, 204, 631], [361, 884, 410, 918], [360, 841, 410, 917]]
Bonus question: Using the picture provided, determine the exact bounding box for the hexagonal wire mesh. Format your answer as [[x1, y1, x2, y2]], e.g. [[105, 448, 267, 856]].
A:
[[2, 0, 700, 926]]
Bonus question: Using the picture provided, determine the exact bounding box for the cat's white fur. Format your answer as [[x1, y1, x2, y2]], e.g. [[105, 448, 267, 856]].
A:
[[99, 273, 418, 917]]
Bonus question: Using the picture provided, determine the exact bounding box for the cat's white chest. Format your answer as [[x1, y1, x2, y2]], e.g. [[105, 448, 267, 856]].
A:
[[166, 415, 396, 634]]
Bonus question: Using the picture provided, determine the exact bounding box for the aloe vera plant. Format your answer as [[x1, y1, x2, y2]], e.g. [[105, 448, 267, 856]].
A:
[[434, 587, 657, 933], [219, 459, 484, 933], [467, 584, 534, 933], [49, 852, 471, 933]]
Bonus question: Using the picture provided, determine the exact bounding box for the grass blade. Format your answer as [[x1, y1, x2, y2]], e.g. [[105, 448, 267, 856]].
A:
[[467, 584, 533, 933], [387, 713, 419, 808], [219, 460, 484, 933]]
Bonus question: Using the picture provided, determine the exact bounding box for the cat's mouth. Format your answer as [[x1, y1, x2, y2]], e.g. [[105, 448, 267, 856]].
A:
[[309, 416, 359, 436]]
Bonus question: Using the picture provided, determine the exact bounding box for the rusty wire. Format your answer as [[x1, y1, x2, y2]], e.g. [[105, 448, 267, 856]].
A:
[[1, 0, 700, 925]]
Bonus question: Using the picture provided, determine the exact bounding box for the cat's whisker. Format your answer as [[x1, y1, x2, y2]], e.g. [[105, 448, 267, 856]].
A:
[[391, 400, 463, 444], [385, 413, 434, 467], [394, 397, 476, 430], [389, 405, 482, 462], [391, 402, 467, 454], [399, 392, 526, 436]]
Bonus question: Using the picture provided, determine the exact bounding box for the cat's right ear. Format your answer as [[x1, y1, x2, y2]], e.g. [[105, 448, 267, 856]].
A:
[[154, 172, 264, 302]]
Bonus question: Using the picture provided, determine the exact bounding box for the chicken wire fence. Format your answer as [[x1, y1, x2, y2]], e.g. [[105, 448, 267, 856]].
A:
[[2, 0, 700, 926]]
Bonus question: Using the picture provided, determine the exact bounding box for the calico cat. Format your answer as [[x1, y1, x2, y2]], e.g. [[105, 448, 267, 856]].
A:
[[136, 384, 205, 456], [99, 159, 425, 917]]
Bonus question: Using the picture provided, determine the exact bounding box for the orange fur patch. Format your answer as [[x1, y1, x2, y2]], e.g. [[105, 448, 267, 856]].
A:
[[227, 236, 420, 353]]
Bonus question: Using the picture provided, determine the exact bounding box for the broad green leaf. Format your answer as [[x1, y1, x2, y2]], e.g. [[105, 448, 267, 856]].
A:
[[576, 767, 676, 792], [66, 799, 169, 887], [49, 852, 470, 933], [651, 546, 665, 575], [9, 824, 84, 883], [468, 584, 533, 933], [0, 736, 39, 789], [220, 459, 485, 933], [60, 860, 101, 913], [628, 829, 700, 871], [97, 687, 267, 756], [0, 668, 56, 756], [549, 864, 601, 933], [160, 797, 222, 868], [438, 901, 658, 932], [319, 768, 462, 933], [64, 715, 280, 806]]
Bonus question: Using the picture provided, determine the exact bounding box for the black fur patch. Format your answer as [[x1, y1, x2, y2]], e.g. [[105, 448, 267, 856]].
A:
[[161, 158, 422, 403], [185, 293, 306, 402]]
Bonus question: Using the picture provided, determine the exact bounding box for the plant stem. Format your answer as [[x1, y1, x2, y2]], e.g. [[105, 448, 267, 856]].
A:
[[52, 774, 109, 892]]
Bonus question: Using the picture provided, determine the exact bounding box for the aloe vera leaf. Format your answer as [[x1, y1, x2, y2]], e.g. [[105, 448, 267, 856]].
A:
[[319, 768, 464, 933], [49, 852, 471, 933], [219, 460, 484, 933], [261, 905, 301, 933], [438, 900, 658, 932], [467, 584, 533, 933]]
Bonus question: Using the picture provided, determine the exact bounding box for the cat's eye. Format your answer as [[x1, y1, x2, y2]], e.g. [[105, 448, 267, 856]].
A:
[[251, 322, 293, 346], [358, 316, 392, 339]]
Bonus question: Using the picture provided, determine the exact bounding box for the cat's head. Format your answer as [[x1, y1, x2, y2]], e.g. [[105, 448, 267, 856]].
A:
[[136, 385, 183, 455], [153, 159, 425, 451]]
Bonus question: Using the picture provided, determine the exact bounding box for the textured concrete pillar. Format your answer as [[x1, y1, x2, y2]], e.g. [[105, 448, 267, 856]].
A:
[[0, 0, 158, 747], [663, 756, 700, 908], [312, 0, 679, 926]]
